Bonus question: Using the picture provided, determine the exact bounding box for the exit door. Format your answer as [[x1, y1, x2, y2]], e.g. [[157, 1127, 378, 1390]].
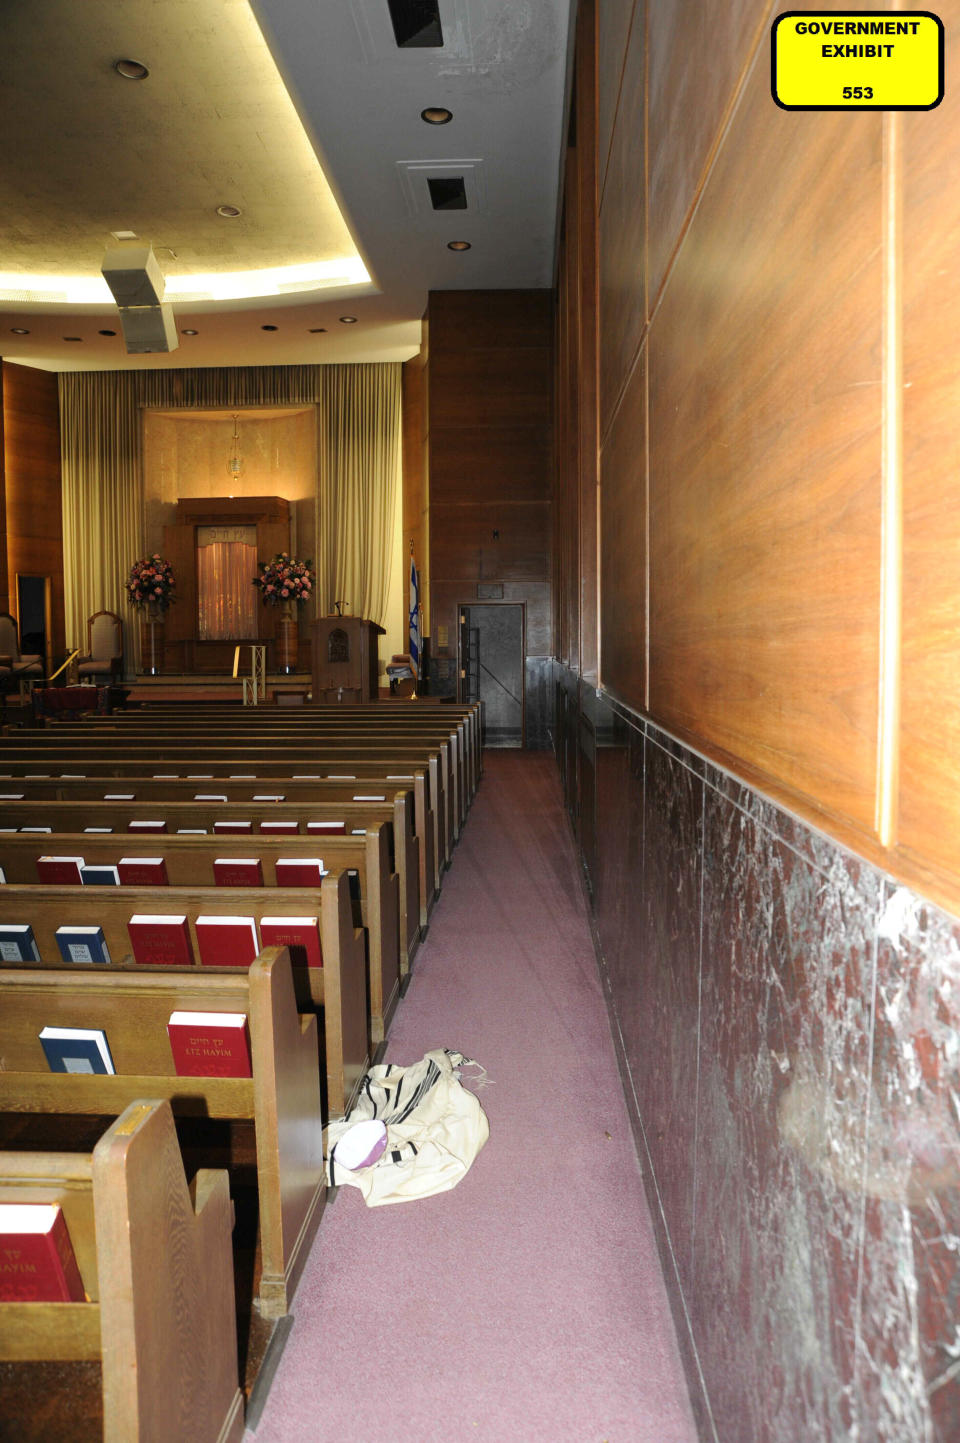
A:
[[459, 604, 524, 747]]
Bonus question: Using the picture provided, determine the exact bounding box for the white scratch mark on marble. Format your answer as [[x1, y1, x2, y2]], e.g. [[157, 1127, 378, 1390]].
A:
[[877, 887, 921, 948]]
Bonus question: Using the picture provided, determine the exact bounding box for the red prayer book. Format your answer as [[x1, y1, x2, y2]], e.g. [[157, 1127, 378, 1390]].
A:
[[307, 820, 346, 835], [213, 857, 263, 887], [118, 857, 169, 886], [127, 913, 193, 966], [166, 1011, 252, 1077], [195, 915, 259, 968], [260, 915, 323, 969], [259, 820, 299, 835], [213, 820, 253, 834], [127, 820, 167, 834], [274, 858, 326, 887], [35, 855, 84, 885], [0, 1203, 86, 1302]]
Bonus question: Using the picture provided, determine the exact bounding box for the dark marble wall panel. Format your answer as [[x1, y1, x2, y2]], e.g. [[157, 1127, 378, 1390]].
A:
[[552, 667, 960, 1442]]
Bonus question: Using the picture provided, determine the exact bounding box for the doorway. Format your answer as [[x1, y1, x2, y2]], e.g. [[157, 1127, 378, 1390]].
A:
[[459, 603, 525, 747], [16, 574, 51, 672]]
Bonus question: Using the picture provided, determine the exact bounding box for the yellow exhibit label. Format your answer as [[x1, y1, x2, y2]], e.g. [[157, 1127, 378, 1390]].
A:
[[772, 11, 944, 109]]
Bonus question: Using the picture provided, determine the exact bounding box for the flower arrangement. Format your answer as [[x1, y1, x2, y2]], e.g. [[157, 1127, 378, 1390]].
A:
[[125, 554, 176, 612], [253, 552, 315, 607]]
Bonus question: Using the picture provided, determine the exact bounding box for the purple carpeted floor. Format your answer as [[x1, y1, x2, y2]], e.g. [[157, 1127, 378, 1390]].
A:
[[247, 752, 696, 1443]]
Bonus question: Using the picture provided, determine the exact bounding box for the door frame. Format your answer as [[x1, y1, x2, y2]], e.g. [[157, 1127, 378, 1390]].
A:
[[457, 600, 526, 748]]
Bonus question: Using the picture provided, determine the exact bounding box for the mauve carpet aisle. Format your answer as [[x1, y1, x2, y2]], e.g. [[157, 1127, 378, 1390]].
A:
[[247, 752, 696, 1443]]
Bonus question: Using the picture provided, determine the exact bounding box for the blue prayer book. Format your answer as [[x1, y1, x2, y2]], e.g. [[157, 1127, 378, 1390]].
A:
[[39, 1026, 115, 1074], [80, 865, 120, 886], [55, 926, 112, 965], [0, 924, 40, 962]]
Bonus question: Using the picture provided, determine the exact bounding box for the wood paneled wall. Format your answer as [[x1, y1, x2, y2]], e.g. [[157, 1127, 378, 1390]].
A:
[[402, 345, 429, 636], [555, 0, 960, 916], [1, 361, 65, 659], [420, 290, 553, 701]]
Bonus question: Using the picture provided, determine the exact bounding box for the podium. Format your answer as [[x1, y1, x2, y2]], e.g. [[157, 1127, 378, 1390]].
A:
[[311, 617, 385, 703]]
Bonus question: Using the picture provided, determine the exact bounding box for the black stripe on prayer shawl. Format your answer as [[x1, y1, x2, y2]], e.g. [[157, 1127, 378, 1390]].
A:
[[391, 1058, 441, 1124], [391, 1150, 402, 1163]]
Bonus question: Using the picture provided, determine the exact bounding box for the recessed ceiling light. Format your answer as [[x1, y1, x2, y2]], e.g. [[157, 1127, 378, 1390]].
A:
[[98, 329, 117, 337], [10, 327, 29, 335], [216, 204, 242, 219], [181, 328, 199, 336], [421, 106, 453, 125], [114, 59, 149, 80], [447, 240, 472, 251], [309, 327, 327, 333], [339, 315, 357, 324], [63, 336, 83, 342], [261, 324, 278, 331], [111, 230, 138, 242]]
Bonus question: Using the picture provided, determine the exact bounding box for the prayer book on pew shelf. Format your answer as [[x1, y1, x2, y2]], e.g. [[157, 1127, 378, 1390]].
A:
[[0, 792, 25, 799], [213, 857, 264, 887], [153, 774, 179, 779], [0, 924, 41, 961], [21, 827, 52, 834], [39, 1026, 115, 1075], [253, 794, 285, 802], [327, 775, 355, 780], [84, 827, 113, 833], [36, 855, 85, 885], [214, 820, 253, 834], [177, 828, 208, 834], [194, 794, 227, 803], [260, 916, 323, 969], [167, 1011, 252, 1078], [103, 793, 135, 801], [80, 864, 120, 887], [259, 820, 299, 835], [127, 913, 193, 966], [274, 858, 326, 887], [118, 857, 169, 886], [195, 916, 259, 968], [0, 1203, 86, 1302], [55, 925, 111, 965], [127, 819, 167, 834], [307, 820, 346, 834]]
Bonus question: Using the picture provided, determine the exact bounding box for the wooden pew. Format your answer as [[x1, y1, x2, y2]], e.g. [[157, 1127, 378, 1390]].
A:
[[0, 947, 327, 1319], [0, 746, 451, 882], [63, 699, 482, 804], [0, 1098, 244, 1443], [0, 774, 437, 923], [0, 885, 367, 1120], [0, 793, 422, 973], [0, 826, 401, 1047]]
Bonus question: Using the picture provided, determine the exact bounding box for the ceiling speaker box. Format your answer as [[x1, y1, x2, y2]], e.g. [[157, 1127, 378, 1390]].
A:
[[101, 244, 166, 308], [118, 304, 179, 354]]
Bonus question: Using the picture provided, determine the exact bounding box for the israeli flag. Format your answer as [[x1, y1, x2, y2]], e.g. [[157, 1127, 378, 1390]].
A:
[[408, 556, 421, 679]]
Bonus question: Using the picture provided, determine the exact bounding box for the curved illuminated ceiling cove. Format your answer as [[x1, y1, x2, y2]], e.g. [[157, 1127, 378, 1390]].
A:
[[0, 0, 372, 308]]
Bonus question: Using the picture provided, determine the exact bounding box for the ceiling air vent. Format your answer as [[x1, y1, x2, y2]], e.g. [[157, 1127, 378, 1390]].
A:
[[427, 176, 467, 211], [387, 0, 443, 48]]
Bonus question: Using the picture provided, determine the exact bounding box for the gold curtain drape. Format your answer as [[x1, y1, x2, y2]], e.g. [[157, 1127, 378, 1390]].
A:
[[316, 363, 402, 628], [197, 542, 257, 639], [59, 371, 143, 668], [58, 361, 403, 674]]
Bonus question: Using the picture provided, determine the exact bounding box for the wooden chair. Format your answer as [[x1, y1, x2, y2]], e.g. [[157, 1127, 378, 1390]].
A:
[[77, 611, 123, 684], [0, 1098, 244, 1443]]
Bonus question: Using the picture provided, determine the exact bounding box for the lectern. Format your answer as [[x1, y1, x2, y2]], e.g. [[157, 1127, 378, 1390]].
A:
[[311, 617, 385, 703]]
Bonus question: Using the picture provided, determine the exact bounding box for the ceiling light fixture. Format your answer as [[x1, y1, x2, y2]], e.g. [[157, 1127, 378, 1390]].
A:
[[216, 204, 242, 218], [447, 240, 472, 251], [181, 328, 199, 336], [421, 106, 453, 124], [261, 324, 278, 331], [10, 327, 29, 335], [227, 415, 244, 479], [309, 327, 327, 333], [339, 315, 357, 324], [114, 59, 149, 80], [63, 336, 83, 342], [98, 329, 117, 336]]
